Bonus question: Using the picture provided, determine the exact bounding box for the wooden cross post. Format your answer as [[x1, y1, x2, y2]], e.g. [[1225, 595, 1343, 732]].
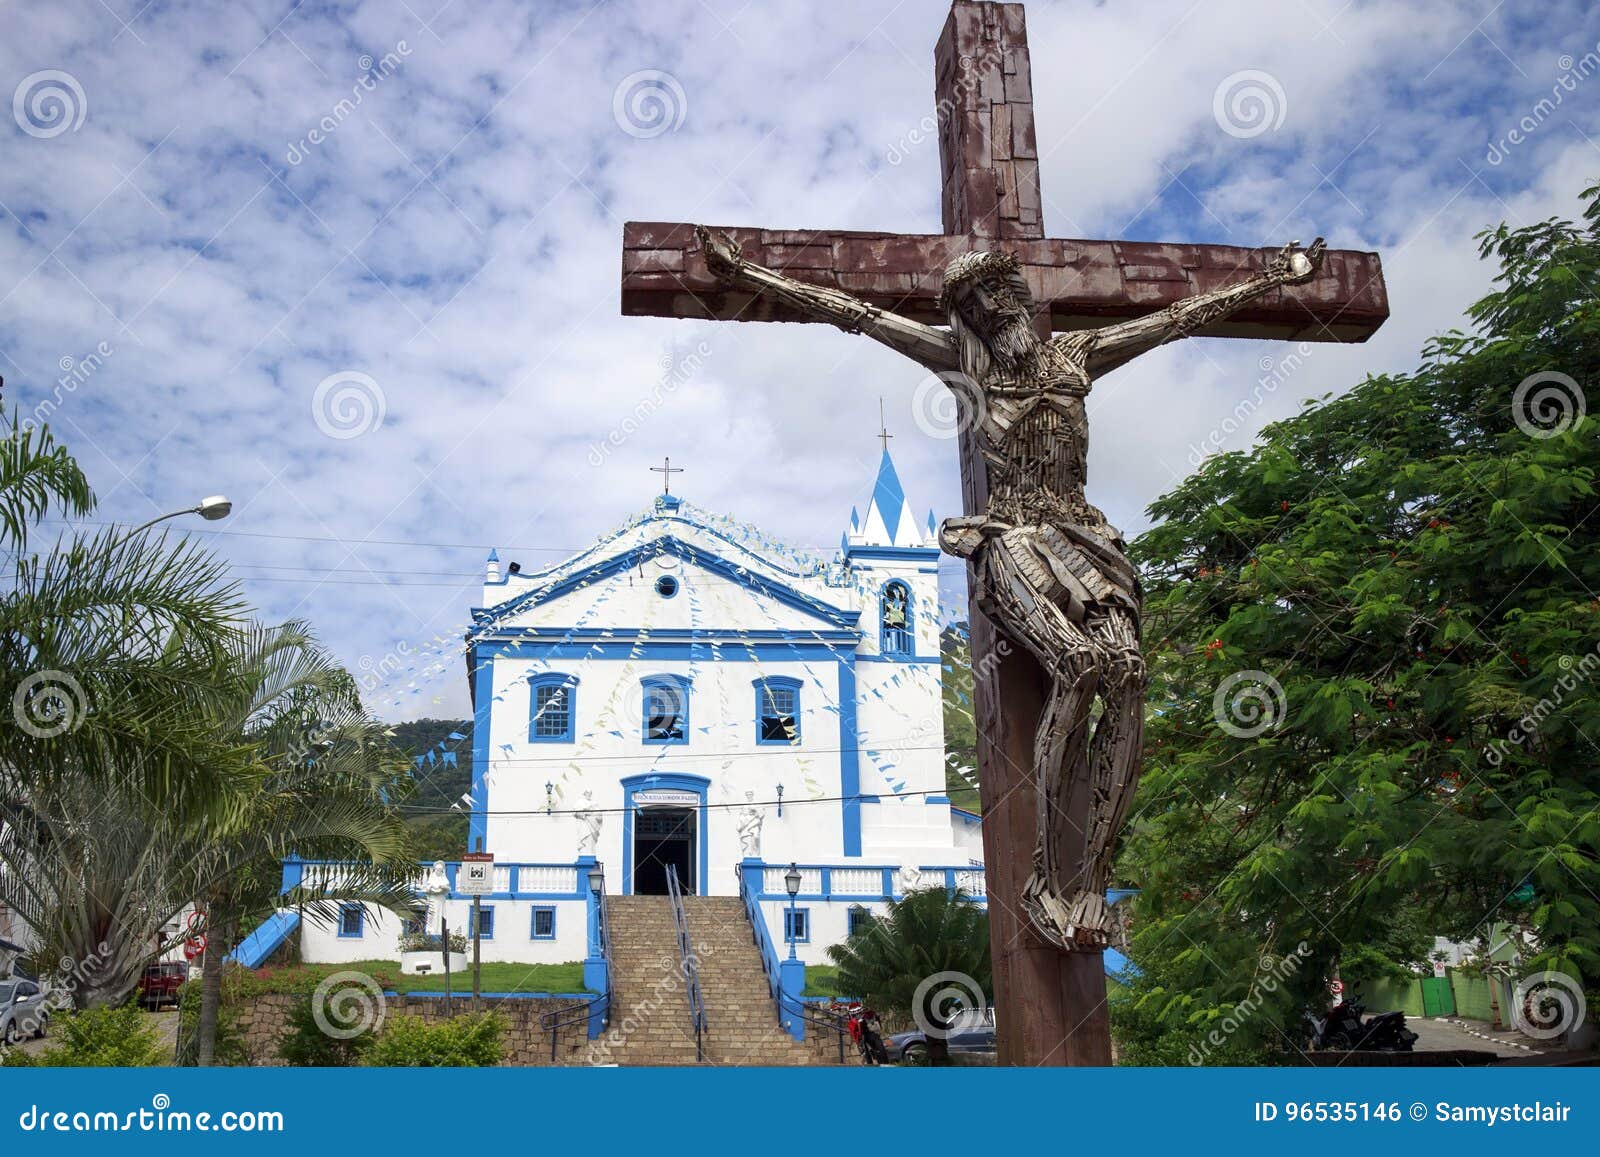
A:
[[620, 0, 1388, 1065]]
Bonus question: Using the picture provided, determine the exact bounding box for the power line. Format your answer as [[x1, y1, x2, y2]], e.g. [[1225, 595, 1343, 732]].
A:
[[395, 784, 977, 817]]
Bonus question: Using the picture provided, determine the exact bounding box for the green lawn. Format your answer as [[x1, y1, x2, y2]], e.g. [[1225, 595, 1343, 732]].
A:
[[802, 964, 849, 998], [251, 960, 592, 995]]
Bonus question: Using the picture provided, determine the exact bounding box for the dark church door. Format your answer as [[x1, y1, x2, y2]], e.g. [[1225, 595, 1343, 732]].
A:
[[633, 807, 696, 894]]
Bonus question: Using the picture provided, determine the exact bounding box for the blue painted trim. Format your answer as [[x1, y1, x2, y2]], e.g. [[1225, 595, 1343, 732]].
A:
[[783, 907, 811, 943], [528, 672, 579, 743], [336, 903, 364, 939], [753, 675, 803, 746], [837, 660, 861, 857], [470, 904, 495, 940], [868, 448, 906, 542], [470, 649, 493, 851], [843, 545, 939, 561], [640, 673, 691, 745], [847, 905, 872, 937], [471, 640, 859, 663], [925, 795, 950, 805], [952, 806, 982, 824], [855, 654, 940, 664], [471, 535, 860, 630], [878, 577, 915, 658], [529, 905, 557, 940], [620, 772, 710, 895], [466, 627, 861, 643]]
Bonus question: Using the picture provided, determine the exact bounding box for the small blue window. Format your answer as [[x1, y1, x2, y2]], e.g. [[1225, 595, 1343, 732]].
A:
[[847, 906, 872, 938], [529, 675, 577, 743], [655, 574, 679, 598], [337, 904, 364, 938], [470, 905, 495, 940], [784, 908, 810, 943], [642, 675, 690, 744], [881, 581, 914, 656], [755, 677, 802, 745], [530, 907, 556, 940]]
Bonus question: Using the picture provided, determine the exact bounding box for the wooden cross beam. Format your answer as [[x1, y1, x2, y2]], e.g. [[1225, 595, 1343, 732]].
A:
[[618, 0, 1389, 1067]]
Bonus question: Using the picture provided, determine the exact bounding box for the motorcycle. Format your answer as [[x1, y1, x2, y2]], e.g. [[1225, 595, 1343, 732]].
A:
[[1305, 994, 1418, 1052], [842, 1002, 889, 1065]]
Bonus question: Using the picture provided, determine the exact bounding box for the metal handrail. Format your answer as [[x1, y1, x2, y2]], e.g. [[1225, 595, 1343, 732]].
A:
[[540, 868, 614, 1062], [665, 864, 707, 1062], [734, 862, 849, 1063]]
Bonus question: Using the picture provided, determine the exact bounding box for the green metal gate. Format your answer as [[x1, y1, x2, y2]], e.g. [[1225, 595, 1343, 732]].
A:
[[1420, 976, 1455, 1017]]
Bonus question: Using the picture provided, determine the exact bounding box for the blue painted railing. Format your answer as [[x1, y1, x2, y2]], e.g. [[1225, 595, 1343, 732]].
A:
[[741, 861, 987, 903], [281, 858, 590, 901], [736, 860, 848, 1060]]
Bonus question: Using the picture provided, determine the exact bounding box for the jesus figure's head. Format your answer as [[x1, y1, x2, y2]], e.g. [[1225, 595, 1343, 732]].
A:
[[940, 249, 1040, 382]]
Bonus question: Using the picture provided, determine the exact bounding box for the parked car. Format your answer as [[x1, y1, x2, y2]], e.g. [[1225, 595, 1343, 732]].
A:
[[883, 1007, 995, 1063], [0, 979, 49, 1045], [137, 962, 190, 1010]]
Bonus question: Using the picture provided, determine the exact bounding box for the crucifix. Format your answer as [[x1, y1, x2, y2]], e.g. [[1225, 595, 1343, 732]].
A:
[[650, 455, 683, 496], [620, 0, 1388, 1065], [877, 397, 893, 453]]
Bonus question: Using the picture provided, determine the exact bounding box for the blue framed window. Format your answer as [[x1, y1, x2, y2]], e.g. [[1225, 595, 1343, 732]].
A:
[[847, 906, 873, 938], [530, 906, 556, 940], [337, 903, 364, 938], [881, 581, 913, 656], [529, 674, 577, 743], [784, 908, 810, 943], [641, 675, 690, 744], [654, 574, 679, 598], [754, 676, 802, 745], [470, 905, 495, 940]]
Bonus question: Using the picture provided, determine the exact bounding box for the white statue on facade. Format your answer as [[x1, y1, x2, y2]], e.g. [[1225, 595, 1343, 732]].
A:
[[424, 860, 451, 934], [736, 790, 764, 859], [575, 790, 602, 855], [897, 864, 923, 895]]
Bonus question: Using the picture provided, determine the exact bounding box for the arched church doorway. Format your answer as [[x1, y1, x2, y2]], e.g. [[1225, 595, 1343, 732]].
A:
[[633, 806, 696, 895]]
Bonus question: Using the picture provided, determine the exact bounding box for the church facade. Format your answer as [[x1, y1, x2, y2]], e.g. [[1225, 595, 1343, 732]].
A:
[[296, 449, 984, 969]]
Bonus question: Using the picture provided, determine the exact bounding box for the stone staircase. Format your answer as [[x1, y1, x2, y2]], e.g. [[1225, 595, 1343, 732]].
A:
[[592, 894, 853, 1066]]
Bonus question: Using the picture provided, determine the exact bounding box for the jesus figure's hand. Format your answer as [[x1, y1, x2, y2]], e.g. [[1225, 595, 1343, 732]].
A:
[[1270, 237, 1326, 285], [695, 226, 743, 280]]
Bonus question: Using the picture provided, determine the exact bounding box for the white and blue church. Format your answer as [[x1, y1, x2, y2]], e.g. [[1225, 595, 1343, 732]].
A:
[[291, 448, 985, 973]]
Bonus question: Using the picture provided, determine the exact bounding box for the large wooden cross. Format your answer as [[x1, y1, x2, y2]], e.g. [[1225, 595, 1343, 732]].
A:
[[620, 0, 1387, 1065]]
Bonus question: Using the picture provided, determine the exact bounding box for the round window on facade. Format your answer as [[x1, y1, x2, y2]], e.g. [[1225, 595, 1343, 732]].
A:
[[655, 575, 679, 598]]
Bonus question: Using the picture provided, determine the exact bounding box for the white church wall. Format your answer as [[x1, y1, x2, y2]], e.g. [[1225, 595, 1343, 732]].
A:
[[299, 899, 589, 971]]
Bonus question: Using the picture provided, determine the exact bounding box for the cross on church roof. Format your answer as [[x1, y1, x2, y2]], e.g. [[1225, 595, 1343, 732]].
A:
[[651, 456, 683, 496], [878, 397, 893, 454]]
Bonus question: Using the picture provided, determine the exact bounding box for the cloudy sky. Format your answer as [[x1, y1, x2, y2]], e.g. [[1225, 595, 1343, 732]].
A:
[[3, 0, 1598, 719]]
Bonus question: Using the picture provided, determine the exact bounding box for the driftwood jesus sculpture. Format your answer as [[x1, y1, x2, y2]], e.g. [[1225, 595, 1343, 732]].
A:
[[620, 0, 1389, 1065], [696, 226, 1325, 951]]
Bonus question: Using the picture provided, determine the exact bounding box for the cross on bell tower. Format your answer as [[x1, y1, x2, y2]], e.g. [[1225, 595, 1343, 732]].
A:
[[650, 456, 683, 496]]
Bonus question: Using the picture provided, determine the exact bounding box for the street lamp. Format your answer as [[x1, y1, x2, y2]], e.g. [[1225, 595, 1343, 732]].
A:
[[130, 495, 232, 534], [588, 863, 604, 897], [784, 863, 802, 961]]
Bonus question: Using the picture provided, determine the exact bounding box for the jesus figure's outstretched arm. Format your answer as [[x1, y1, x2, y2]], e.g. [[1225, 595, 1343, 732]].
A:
[[696, 227, 959, 371], [1080, 239, 1327, 375]]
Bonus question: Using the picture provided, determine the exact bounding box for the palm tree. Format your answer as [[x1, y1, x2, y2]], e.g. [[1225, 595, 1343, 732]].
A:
[[824, 886, 992, 1065], [1, 409, 251, 1002], [187, 620, 420, 1065]]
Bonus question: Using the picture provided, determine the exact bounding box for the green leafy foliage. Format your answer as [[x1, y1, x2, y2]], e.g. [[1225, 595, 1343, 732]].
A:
[[278, 994, 374, 1066], [363, 1012, 505, 1067], [1114, 184, 1600, 1063], [31, 1004, 166, 1067]]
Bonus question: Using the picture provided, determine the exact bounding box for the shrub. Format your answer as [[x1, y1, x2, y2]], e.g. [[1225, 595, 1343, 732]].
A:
[[278, 994, 375, 1066], [398, 931, 466, 955], [33, 1004, 166, 1067], [364, 1013, 504, 1067]]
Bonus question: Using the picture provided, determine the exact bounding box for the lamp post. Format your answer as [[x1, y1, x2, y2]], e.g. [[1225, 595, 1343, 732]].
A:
[[129, 495, 233, 535], [775, 782, 784, 818], [784, 862, 801, 962]]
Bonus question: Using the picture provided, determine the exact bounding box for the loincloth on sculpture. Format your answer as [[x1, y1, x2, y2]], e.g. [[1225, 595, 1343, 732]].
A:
[[939, 514, 1140, 627]]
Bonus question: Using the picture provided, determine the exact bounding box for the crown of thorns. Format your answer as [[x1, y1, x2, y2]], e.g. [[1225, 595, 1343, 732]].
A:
[[939, 248, 1032, 313]]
